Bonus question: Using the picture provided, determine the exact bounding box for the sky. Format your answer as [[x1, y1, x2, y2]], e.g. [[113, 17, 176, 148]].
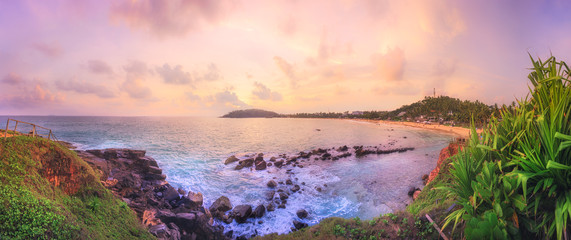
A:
[[0, 0, 570, 116]]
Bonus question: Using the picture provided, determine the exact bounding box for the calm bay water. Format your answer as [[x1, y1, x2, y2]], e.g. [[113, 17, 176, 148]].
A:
[[0, 116, 453, 236]]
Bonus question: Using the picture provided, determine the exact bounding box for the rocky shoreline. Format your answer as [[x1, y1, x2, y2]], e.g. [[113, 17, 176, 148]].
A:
[[76, 149, 227, 240], [74, 142, 441, 240]]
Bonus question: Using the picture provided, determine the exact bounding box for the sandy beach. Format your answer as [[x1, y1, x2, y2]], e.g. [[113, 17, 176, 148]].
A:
[[351, 119, 479, 139]]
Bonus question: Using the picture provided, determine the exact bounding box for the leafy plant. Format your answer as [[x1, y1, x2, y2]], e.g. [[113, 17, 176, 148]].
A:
[[441, 55, 571, 239]]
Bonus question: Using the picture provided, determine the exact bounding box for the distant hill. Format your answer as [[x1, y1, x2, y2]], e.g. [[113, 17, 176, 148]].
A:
[[221, 109, 281, 118]]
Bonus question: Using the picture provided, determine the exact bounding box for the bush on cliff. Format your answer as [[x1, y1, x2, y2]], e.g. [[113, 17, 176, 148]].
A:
[[0, 136, 154, 240], [441, 55, 571, 239]]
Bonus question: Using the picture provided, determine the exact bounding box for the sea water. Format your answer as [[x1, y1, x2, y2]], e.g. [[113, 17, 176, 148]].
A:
[[0, 116, 453, 237]]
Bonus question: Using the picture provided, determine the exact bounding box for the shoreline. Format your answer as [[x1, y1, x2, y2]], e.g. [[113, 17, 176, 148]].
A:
[[345, 118, 479, 139]]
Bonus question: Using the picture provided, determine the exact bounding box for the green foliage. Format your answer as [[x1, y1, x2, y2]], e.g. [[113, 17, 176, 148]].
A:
[[0, 136, 153, 240], [441, 55, 571, 239], [333, 224, 346, 236], [353, 216, 361, 225]]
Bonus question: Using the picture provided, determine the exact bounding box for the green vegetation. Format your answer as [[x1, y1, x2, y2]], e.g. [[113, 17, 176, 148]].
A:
[[0, 136, 153, 240], [440, 55, 571, 239], [282, 95, 497, 126], [221, 109, 280, 118], [253, 213, 437, 240]]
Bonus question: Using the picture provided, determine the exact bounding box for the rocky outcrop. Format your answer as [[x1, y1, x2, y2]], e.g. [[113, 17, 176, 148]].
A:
[[426, 143, 461, 185], [77, 148, 226, 240]]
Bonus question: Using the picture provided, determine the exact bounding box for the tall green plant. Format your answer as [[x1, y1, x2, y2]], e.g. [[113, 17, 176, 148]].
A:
[[442, 55, 571, 239]]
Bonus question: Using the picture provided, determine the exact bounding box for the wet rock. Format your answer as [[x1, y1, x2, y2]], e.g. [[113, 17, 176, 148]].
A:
[[238, 158, 254, 168], [234, 165, 244, 170], [285, 179, 293, 185], [291, 185, 300, 193], [265, 190, 275, 201], [187, 192, 203, 206], [316, 187, 322, 192], [266, 203, 275, 212], [293, 220, 308, 230], [278, 204, 286, 209], [279, 192, 289, 200], [252, 205, 266, 218], [274, 160, 284, 168], [296, 209, 308, 219], [164, 186, 181, 202], [209, 196, 232, 213], [232, 205, 252, 223], [224, 155, 239, 165], [267, 180, 277, 188], [255, 160, 267, 170], [269, 157, 277, 162], [337, 145, 349, 151], [222, 214, 233, 224]]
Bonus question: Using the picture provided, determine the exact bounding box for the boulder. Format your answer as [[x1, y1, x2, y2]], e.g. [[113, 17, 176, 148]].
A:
[[232, 205, 252, 223], [265, 191, 275, 201], [148, 224, 170, 239], [238, 158, 254, 168], [267, 180, 277, 188], [408, 187, 420, 197], [285, 179, 293, 185], [255, 160, 267, 170], [266, 203, 275, 212], [175, 212, 197, 229], [296, 209, 308, 219], [279, 192, 289, 200], [291, 185, 300, 192], [413, 190, 422, 200], [293, 220, 308, 230], [187, 192, 203, 206], [274, 160, 284, 168], [209, 196, 232, 213], [252, 205, 266, 218], [164, 186, 181, 202], [225, 155, 239, 165]]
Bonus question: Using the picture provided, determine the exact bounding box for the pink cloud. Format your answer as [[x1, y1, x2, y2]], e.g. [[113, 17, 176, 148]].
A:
[[371, 47, 406, 81], [32, 42, 63, 58], [110, 0, 232, 38]]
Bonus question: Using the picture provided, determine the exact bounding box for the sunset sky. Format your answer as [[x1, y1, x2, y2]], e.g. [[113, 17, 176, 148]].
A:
[[1, 0, 570, 116]]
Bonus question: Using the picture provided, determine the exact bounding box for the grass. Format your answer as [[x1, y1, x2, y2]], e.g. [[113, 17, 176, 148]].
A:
[[0, 136, 154, 239]]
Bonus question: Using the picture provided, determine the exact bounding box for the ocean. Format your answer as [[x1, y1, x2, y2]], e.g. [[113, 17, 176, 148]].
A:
[[0, 116, 453, 237]]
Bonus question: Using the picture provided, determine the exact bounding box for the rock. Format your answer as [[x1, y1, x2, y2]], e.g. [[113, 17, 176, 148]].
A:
[[291, 185, 300, 192], [222, 214, 233, 224], [413, 190, 422, 200], [187, 192, 203, 206], [274, 160, 284, 168], [175, 212, 197, 229], [232, 205, 252, 223], [225, 155, 239, 165], [316, 187, 322, 192], [266, 203, 275, 212], [337, 145, 349, 151], [148, 224, 170, 239], [278, 204, 286, 209], [156, 210, 177, 224], [267, 180, 277, 188], [408, 187, 420, 197], [164, 186, 181, 202], [234, 165, 244, 170], [252, 205, 266, 218], [269, 157, 276, 162], [293, 220, 308, 230], [238, 158, 254, 168], [296, 209, 308, 219], [177, 188, 186, 195], [285, 179, 293, 185], [279, 192, 289, 200], [265, 191, 275, 201], [209, 196, 232, 213], [255, 160, 267, 170]]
